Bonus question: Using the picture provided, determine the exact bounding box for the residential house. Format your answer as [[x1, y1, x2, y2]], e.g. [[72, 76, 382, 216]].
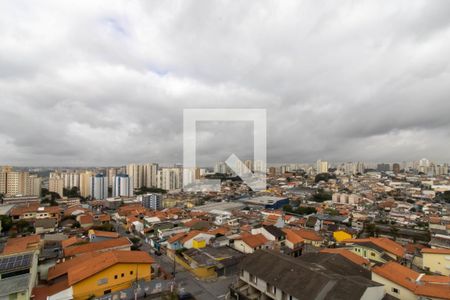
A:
[[35, 219, 57, 234], [2, 235, 42, 255], [35, 251, 154, 299], [320, 248, 371, 269], [421, 248, 450, 276], [251, 225, 286, 248], [88, 230, 120, 243], [372, 261, 450, 300], [292, 228, 324, 247], [342, 237, 405, 264], [231, 250, 385, 300], [0, 251, 39, 300], [10, 204, 62, 223], [281, 228, 304, 257], [233, 234, 271, 254], [63, 237, 132, 258], [181, 231, 215, 249]]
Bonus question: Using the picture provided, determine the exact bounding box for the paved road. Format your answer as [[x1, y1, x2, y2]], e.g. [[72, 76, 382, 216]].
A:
[[114, 221, 234, 300]]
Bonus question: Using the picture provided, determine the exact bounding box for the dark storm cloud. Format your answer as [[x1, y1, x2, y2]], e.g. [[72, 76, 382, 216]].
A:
[[0, 0, 450, 166]]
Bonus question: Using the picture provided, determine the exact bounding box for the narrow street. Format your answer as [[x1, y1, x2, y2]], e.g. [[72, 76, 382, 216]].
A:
[[114, 221, 234, 300]]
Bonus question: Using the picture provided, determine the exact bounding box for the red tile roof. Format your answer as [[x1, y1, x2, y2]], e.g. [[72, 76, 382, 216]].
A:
[[320, 248, 370, 266], [343, 237, 405, 258], [239, 234, 268, 249], [421, 248, 450, 255], [292, 229, 323, 242], [79, 214, 94, 225], [61, 236, 85, 249], [373, 261, 450, 299], [91, 230, 119, 238], [63, 237, 131, 257], [282, 228, 305, 245], [2, 235, 41, 254]]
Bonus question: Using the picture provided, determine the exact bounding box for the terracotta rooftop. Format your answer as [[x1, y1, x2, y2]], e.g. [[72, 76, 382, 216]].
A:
[[167, 232, 187, 244], [240, 234, 269, 249], [90, 230, 120, 238], [421, 247, 450, 255], [61, 236, 85, 249], [63, 237, 132, 257], [183, 218, 206, 228], [10, 203, 61, 216], [320, 248, 370, 266], [343, 237, 405, 258], [208, 227, 229, 236], [282, 228, 305, 245], [373, 261, 450, 299], [181, 230, 210, 244], [79, 214, 94, 225], [2, 235, 41, 254], [48, 251, 101, 280], [45, 250, 154, 295], [292, 228, 323, 241]]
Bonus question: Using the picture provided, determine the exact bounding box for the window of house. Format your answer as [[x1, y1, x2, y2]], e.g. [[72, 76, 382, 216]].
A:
[[121, 273, 124, 277], [114, 275, 118, 279], [391, 287, 399, 294], [267, 283, 276, 295], [130, 271, 134, 275], [240, 270, 245, 277], [249, 274, 257, 284], [371, 252, 376, 257]]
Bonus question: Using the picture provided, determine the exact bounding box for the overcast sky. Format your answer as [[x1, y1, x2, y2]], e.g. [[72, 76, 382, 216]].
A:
[[1, 0, 450, 167]]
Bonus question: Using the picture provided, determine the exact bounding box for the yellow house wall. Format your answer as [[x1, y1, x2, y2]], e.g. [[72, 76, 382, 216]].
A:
[[371, 273, 416, 300], [423, 253, 450, 276], [173, 254, 216, 280], [72, 263, 151, 299], [350, 246, 385, 263], [193, 239, 206, 249]]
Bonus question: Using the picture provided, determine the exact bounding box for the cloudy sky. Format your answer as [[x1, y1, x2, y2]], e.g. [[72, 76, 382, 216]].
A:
[[1, 0, 450, 167]]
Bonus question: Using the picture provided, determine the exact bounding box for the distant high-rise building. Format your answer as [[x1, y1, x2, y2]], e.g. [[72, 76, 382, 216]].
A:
[[26, 174, 41, 197], [316, 160, 329, 173], [418, 158, 431, 173], [139, 193, 162, 210], [143, 163, 158, 188], [157, 168, 182, 191], [214, 161, 229, 174], [343, 162, 357, 175], [244, 160, 253, 172], [0, 166, 40, 197], [90, 174, 108, 200], [268, 167, 277, 177], [356, 162, 365, 174], [107, 168, 117, 187], [393, 163, 401, 174], [126, 163, 142, 189], [253, 160, 265, 174], [376, 163, 390, 172], [112, 174, 133, 197], [48, 172, 64, 197], [61, 172, 80, 189], [79, 171, 93, 198]]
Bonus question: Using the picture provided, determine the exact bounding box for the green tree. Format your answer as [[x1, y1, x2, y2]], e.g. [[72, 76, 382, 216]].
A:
[[16, 220, 33, 234], [390, 225, 399, 241], [0, 215, 13, 233], [365, 223, 376, 237], [311, 189, 332, 202], [282, 204, 293, 213]]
